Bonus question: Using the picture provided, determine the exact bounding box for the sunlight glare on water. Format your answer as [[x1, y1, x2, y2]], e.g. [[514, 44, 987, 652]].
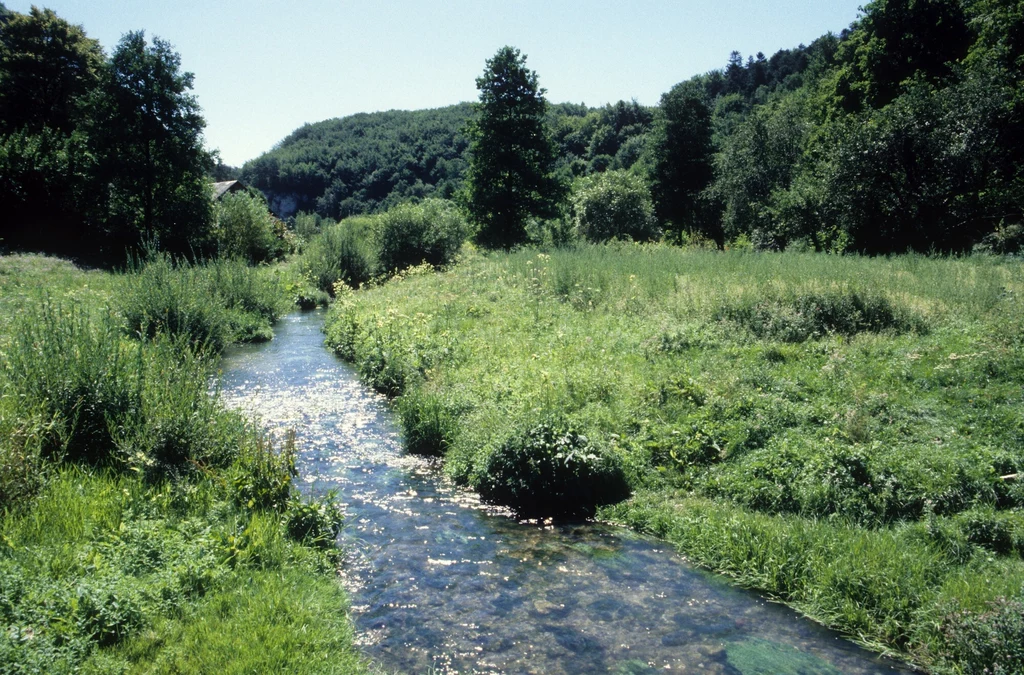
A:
[[219, 311, 912, 675]]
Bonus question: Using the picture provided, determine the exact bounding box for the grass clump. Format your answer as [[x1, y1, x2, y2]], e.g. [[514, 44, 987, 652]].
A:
[[324, 242, 1024, 671], [117, 254, 287, 348], [717, 288, 926, 342]]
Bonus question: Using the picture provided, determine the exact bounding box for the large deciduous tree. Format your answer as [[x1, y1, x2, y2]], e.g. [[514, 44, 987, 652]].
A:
[[466, 46, 564, 249], [0, 7, 103, 253], [92, 31, 212, 255], [649, 81, 720, 246]]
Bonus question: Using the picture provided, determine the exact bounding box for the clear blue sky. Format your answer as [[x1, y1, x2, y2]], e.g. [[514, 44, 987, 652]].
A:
[[9, 1, 865, 167]]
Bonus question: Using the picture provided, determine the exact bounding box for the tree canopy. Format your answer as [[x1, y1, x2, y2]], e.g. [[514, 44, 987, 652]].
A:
[[0, 9, 214, 261], [465, 46, 564, 249], [4, 0, 1022, 259], [93, 30, 212, 254]]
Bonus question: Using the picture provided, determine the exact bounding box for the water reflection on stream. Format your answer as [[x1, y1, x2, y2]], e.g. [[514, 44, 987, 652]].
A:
[[220, 312, 912, 675]]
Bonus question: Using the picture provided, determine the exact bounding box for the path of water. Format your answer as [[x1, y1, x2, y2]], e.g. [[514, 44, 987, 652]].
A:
[[220, 311, 913, 675]]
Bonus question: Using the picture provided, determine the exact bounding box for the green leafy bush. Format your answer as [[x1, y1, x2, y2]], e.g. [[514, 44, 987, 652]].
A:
[[479, 421, 630, 518], [285, 493, 343, 550], [299, 217, 374, 293], [942, 596, 1024, 674], [2, 304, 143, 464], [114, 336, 247, 478], [213, 190, 283, 264], [118, 255, 285, 348], [117, 255, 229, 351], [231, 432, 297, 512], [571, 170, 660, 243], [373, 198, 469, 274]]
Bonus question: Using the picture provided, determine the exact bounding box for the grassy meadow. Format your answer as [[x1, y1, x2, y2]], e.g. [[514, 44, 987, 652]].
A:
[[324, 243, 1024, 672], [0, 254, 367, 674]]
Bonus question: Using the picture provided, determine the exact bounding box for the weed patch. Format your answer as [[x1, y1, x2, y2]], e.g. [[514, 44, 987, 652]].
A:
[[718, 289, 926, 342]]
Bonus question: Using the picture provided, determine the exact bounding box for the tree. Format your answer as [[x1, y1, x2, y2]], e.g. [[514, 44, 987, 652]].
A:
[[466, 46, 564, 249], [649, 81, 720, 246], [0, 7, 102, 134], [92, 31, 212, 255], [571, 170, 659, 243], [0, 7, 103, 253]]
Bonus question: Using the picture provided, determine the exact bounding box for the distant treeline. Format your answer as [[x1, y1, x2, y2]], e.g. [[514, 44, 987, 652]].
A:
[[2, 0, 1022, 258], [244, 0, 1023, 254]]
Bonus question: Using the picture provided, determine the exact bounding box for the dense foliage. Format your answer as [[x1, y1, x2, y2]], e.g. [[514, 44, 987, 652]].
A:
[[0, 8, 213, 261], [212, 189, 288, 264], [465, 46, 565, 249], [241, 105, 475, 220], [0, 254, 362, 673], [571, 169, 660, 243], [374, 198, 470, 273], [244, 0, 1021, 255]]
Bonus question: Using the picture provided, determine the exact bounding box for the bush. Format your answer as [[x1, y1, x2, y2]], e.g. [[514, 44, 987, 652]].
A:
[[231, 431, 297, 512], [118, 255, 285, 348], [285, 493, 343, 550], [396, 388, 462, 456], [213, 190, 283, 264], [2, 303, 144, 464], [114, 336, 247, 478], [571, 170, 660, 243], [299, 218, 374, 293], [292, 211, 325, 241], [374, 198, 469, 275], [199, 258, 286, 342], [718, 289, 925, 342], [942, 596, 1024, 674], [478, 421, 630, 518], [117, 255, 229, 351]]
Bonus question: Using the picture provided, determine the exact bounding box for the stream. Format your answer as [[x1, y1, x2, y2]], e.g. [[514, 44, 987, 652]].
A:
[[219, 311, 913, 675]]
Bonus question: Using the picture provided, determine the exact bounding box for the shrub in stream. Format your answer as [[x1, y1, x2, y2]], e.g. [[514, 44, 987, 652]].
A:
[[479, 421, 630, 518]]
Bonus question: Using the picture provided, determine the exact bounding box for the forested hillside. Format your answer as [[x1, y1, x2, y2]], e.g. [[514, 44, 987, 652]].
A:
[[240, 100, 661, 220], [245, 0, 1022, 255]]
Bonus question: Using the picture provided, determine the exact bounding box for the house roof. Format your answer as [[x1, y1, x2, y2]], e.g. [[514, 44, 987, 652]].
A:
[[212, 180, 246, 200]]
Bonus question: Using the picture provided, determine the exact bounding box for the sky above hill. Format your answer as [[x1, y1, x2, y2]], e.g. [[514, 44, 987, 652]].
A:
[[9, 1, 864, 167]]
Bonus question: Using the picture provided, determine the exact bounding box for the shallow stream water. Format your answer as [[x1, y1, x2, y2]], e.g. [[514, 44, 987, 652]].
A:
[[219, 311, 913, 675]]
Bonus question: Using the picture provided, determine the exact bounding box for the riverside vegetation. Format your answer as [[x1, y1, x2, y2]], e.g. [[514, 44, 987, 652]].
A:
[[322, 242, 1024, 673], [4, 1, 1024, 672], [0, 254, 366, 674]]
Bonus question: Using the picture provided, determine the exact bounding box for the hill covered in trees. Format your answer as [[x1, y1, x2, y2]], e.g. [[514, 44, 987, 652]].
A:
[[245, 0, 1023, 255], [239, 99, 662, 221]]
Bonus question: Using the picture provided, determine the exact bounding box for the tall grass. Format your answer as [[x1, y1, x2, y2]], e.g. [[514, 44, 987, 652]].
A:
[[324, 242, 1024, 671], [0, 253, 364, 673], [117, 254, 287, 348]]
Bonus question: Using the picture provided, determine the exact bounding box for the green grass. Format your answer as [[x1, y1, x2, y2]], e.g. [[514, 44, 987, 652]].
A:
[[324, 242, 1024, 672], [0, 253, 366, 674]]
